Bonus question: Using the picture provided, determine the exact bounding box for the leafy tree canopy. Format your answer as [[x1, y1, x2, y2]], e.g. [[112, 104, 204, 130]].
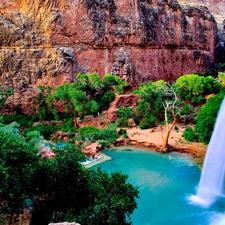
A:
[[195, 92, 225, 143], [174, 74, 222, 104], [0, 131, 139, 225]]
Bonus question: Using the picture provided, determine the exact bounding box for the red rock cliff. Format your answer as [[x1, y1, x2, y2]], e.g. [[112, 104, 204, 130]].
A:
[[0, 0, 219, 113]]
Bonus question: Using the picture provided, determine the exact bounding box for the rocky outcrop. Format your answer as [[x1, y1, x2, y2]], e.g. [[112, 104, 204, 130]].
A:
[[106, 94, 140, 122], [81, 142, 102, 158], [0, 0, 219, 112]]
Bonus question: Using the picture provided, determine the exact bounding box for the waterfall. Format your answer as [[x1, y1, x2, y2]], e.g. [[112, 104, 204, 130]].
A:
[[190, 98, 225, 207]]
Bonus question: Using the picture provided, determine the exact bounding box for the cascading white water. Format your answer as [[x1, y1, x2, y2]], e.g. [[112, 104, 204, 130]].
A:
[[190, 98, 225, 207]]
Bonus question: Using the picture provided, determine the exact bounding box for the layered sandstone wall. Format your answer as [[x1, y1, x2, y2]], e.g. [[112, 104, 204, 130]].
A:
[[0, 0, 219, 113]]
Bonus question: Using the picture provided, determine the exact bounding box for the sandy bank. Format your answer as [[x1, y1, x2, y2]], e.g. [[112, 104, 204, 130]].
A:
[[117, 125, 207, 158]]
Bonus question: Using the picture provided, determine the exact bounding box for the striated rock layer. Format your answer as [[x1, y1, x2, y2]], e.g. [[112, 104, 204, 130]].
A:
[[0, 0, 219, 113]]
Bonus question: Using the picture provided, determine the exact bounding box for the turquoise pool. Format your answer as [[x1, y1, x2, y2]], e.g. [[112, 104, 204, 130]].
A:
[[93, 148, 225, 225]]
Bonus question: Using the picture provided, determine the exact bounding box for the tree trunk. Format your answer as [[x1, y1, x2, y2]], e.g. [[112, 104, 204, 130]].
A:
[[161, 118, 176, 152]]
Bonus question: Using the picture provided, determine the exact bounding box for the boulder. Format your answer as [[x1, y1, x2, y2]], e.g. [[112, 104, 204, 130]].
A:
[[39, 147, 55, 159]]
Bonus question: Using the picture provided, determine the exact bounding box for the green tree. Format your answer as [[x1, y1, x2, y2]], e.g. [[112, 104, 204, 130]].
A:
[[0, 132, 139, 225], [174, 74, 222, 104], [116, 106, 134, 127], [0, 132, 38, 216], [33, 86, 58, 121], [74, 168, 139, 225], [103, 74, 128, 94], [54, 84, 88, 128], [195, 92, 225, 143], [134, 80, 186, 151]]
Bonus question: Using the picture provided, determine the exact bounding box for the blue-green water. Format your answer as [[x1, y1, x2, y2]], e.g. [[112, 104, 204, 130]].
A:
[[93, 148, 225, 225]]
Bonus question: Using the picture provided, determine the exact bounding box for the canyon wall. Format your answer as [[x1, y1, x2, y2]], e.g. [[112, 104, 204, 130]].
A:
[[0, 0, 219, 113]]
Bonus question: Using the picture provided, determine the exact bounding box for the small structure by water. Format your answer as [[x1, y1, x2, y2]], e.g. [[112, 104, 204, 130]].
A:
[[190, 98, 225, 207]]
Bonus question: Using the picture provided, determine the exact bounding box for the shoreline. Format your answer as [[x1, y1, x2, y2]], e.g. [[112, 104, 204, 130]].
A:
[[84, 125, 207, 168]]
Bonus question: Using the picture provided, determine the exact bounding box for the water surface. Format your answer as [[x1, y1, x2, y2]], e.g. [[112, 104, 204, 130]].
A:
[[93, 147, 225, 225]]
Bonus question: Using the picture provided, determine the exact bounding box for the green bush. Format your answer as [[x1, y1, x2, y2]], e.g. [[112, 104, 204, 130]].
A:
[[99, 128, 118, 143], [1, 114, 37, 127], [77, 126, 100, 142], [116, 117, 129, 127], [139, 114, 156, 129], [100, 91, 115, 110], [118, 128, 127, 135], [0, 122, 20, 136], [60, 119, 76, 134], [25, 130, 44, 148], [25, 124, 58, 139], [182, 127, 199, 142], [107, 123, 118, 131], [195, 92, 225, 144]]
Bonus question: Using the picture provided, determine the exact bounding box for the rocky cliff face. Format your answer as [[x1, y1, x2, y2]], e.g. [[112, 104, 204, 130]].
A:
[[178, 0, 225, 63], [0, 0, 219, 113]]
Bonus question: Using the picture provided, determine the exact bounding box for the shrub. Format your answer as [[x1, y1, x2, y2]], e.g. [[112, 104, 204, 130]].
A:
[[77, 126, 100, 142], [195, 92, 225, 144], [25, 124, 58, 139], [174, 126, 179, 131], [116, 117, 129, 127], [107, 123, 118, 131], [99, 128, 118, 143], [182, 127, 199, 142], [1, 114, 37, 127], [100, 91, 115, 110], [139, 114, 156, 129], [118, 129, 127, 135], [0, 122, 20, 136], [25, 130, 44, 148], [60, 119, 76, 134]]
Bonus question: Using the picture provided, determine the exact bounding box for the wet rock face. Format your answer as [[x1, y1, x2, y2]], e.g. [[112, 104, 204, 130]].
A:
[[0, 0, 219, 112]]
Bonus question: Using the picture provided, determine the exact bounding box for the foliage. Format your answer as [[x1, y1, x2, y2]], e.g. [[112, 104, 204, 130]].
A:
[[25, 130, 44, 148], [0, 132, 139, 225], [0, 132, 38, 215], [0, 122, 20, 136], [77, 126, 100, 143], [25, 124, 58, 139], [182, 127, 199, 142], [179, 103, 196, 123], [107, 123, 118, 131], [116, 106, 134, 127], [100, 91, 115, 110], [85, 100, 100, 117], [60, 119, 76, 134], [118, 128, 127, 136], [99, 128, 118, 144], [0, 86, 13, 110], [133, 80, 167, 123], [103, 74, 128, 94], [195, 92, 225, 144], [33, 86, 58, 121], [73, 168, 139, 225], [174, 74, 222, 104], [139, 113, 157, 129], [0, 114, 37, 128]]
